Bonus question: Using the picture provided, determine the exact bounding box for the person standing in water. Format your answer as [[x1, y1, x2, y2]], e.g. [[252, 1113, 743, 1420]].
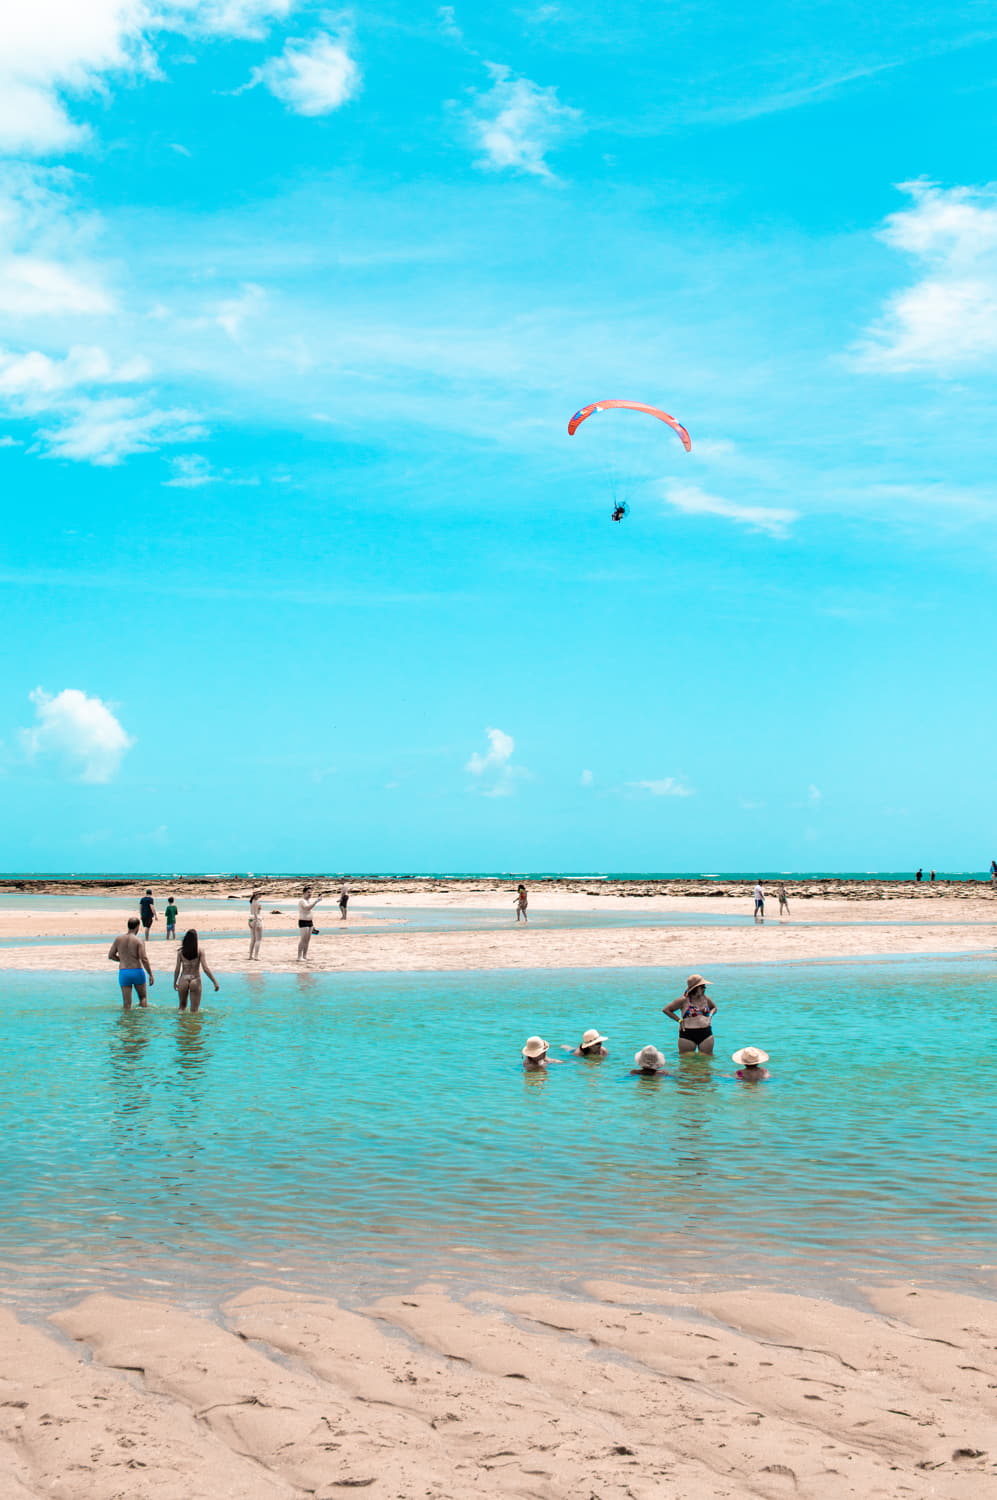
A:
[[515, 884, 529, 922], [297, 885, 323, 960], [248, 891, 263, 960], [663, 974, 717, 1054], [139, 889, 157, 941], [338, 889, 350, 921], [777, 884, 790, 917], [164, 895, 178, 940], [173, 929, 219, 1012], [108, 918, 154, 1009]]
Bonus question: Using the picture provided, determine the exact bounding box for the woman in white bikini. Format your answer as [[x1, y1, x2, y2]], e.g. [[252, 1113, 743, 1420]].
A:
[[662, 974, 717, 1055], [248, 891, 263, 960], [173, 929, 219, 1012]]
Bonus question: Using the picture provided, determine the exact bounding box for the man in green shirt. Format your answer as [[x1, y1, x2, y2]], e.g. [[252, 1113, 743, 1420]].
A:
[[164, 897, 178, 940]]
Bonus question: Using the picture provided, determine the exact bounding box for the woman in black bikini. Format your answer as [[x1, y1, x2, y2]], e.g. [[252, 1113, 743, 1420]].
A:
[[662, 973, 717, 1055]]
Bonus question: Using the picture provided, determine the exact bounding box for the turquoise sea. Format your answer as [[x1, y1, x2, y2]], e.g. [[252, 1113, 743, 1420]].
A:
[[2, 958, 995, 1315]]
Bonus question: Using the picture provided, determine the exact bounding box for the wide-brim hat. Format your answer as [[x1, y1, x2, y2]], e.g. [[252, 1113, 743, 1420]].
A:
[[634, 1045, 665, 1068], [581, 1029, 608, 1047], [732, 1046, 769, 1066], [522, 1035, 549, 1058], [685, 974, 711, 992]]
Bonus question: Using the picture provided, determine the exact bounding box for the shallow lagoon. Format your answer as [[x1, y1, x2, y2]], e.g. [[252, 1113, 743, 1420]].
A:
[[2, 959, 994, 1314]]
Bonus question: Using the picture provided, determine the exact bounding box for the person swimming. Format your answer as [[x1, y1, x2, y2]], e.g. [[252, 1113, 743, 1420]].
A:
[[561, 1028, 608, 1057], [630, 1045, 668, 1077], [731, 1046, 770, 1080], [663, 974, 717, 1054]]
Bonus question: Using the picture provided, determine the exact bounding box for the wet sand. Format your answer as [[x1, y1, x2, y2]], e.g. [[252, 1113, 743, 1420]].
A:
[[1, 1278, 995, 1497]]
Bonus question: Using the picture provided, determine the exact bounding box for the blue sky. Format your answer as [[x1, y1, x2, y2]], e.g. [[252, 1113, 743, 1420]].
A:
[[2, 0, 997, 873]]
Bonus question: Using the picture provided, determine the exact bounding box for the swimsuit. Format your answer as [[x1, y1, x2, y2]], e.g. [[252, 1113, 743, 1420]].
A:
[[298, 919, 313, 928], [680, 999, 713, 1045], [118, 967, 146, 987]]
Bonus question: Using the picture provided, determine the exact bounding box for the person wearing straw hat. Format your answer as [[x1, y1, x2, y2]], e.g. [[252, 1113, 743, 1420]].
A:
[[561, 1028, 608, 1058], [663, 974, 717, 1054], [630, 1045, 668, 1077], [522, 1036, 563, 1071], [731, 1046, 770, 1080]]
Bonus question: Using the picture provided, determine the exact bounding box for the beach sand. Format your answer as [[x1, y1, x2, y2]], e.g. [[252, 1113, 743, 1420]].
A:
[[0, 1278, 994, 1496], [0, 887, 993, 971], [3, 887, 996, 1495]]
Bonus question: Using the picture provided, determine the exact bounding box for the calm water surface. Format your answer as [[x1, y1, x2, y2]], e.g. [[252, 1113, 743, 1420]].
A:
[[1, 960, 995, 1314]]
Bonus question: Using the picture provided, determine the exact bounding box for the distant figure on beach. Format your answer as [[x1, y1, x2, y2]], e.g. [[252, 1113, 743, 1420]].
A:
[[108, 918, 153, 1009], [777, 884, 790, 916], [915, 868, 923, 882], [339, 889, 350, 921], [297, 885, 322, 960], [631, 1045, 668, 1077], [522, 1036, 562, 1070], [139, 889, 156, 940], [732, 1046, 770, 1080], [164, 896, 178, 940], [173, 929, 219, 1012], [561, 1028, 608, 1057], [515, 884, 528, 923], [930, 869, 936, 882], [991, 858, 997, 887], [248, 891, 263, 960], [753, 882, 765, 920], [663, 974, 717, 1054]]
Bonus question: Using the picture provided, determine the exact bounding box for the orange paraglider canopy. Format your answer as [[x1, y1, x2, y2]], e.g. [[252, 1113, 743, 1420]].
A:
[[568, 400, 692, 451]]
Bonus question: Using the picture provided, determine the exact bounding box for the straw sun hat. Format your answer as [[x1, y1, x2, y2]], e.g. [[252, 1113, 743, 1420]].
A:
[[580, 1029, 608, 1047], [685, 974, 711, 992], [634, 1045, 665, 1069], [522, 1036, 549, 1058], [731, 1046, 769, 1067]]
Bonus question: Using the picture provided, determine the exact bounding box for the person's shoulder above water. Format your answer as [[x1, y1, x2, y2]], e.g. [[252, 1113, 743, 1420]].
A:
[[561, 1027, 608, 1057], [522, 1035, 564, 1069], [731, 1045, 771, 1080], [630, 1045, 669, 1076]]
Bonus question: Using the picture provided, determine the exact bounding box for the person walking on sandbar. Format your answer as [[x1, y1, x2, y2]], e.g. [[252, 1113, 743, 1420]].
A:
[[753, 881, 765, 921], [777, 883, 790, 917], [248, 891, 263, 960], [108, 918, 154, 1009], [297, 885, 322, 960], [339, 889, 350, 921], [139, 889, 157, 940], [515, 884, 529, 922]]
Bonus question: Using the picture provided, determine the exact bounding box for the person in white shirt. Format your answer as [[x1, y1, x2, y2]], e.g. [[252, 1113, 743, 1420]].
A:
[[296, 885, 323, 960], [753, 882, 765, 920]]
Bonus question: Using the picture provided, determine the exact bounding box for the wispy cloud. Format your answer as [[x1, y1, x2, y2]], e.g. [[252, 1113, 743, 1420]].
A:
[[579, 768, 593, 787], [466, 725, 527, 796], [853, 180, 997, 373], [20, 687, 134, 783], [254, 30, 361, 116], [627, 777, 693, 797], [38, 396, 205, 465], [663, 481, 798, 539], [467, 64, 580, 179]]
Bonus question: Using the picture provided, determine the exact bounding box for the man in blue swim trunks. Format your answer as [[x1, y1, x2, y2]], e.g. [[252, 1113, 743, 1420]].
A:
[[108, 918, 154, 1009]]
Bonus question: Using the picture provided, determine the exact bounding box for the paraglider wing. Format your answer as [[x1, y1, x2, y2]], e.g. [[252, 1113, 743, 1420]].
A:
[[568, 400, 692, 452]]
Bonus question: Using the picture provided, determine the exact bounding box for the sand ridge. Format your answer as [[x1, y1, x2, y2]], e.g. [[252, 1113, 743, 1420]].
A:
[[0, 1279, 989, 1496]]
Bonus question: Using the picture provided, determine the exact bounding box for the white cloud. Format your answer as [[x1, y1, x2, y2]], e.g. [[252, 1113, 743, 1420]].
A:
[[20, 686, 134, 783], [466, 726, 526, 796], [579, 768, 593, 787], [256, 31, 361, 116], [628, 777, 693, 797], [468, 63, 580, 179], [213, 281, 266, 339], [663, 481, 798, 539], [807, 784, 823, 805], [164, 453, 215, 487], [0, 344, 146, 401], [855, 181, 997, 373], [37, 396, 205, 465], [0, 1, 298, 155]]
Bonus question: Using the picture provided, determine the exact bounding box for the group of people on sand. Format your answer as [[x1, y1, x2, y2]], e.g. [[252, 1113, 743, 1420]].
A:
[[752, 883, 790, 921], [520, 974, 771, 1081]]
